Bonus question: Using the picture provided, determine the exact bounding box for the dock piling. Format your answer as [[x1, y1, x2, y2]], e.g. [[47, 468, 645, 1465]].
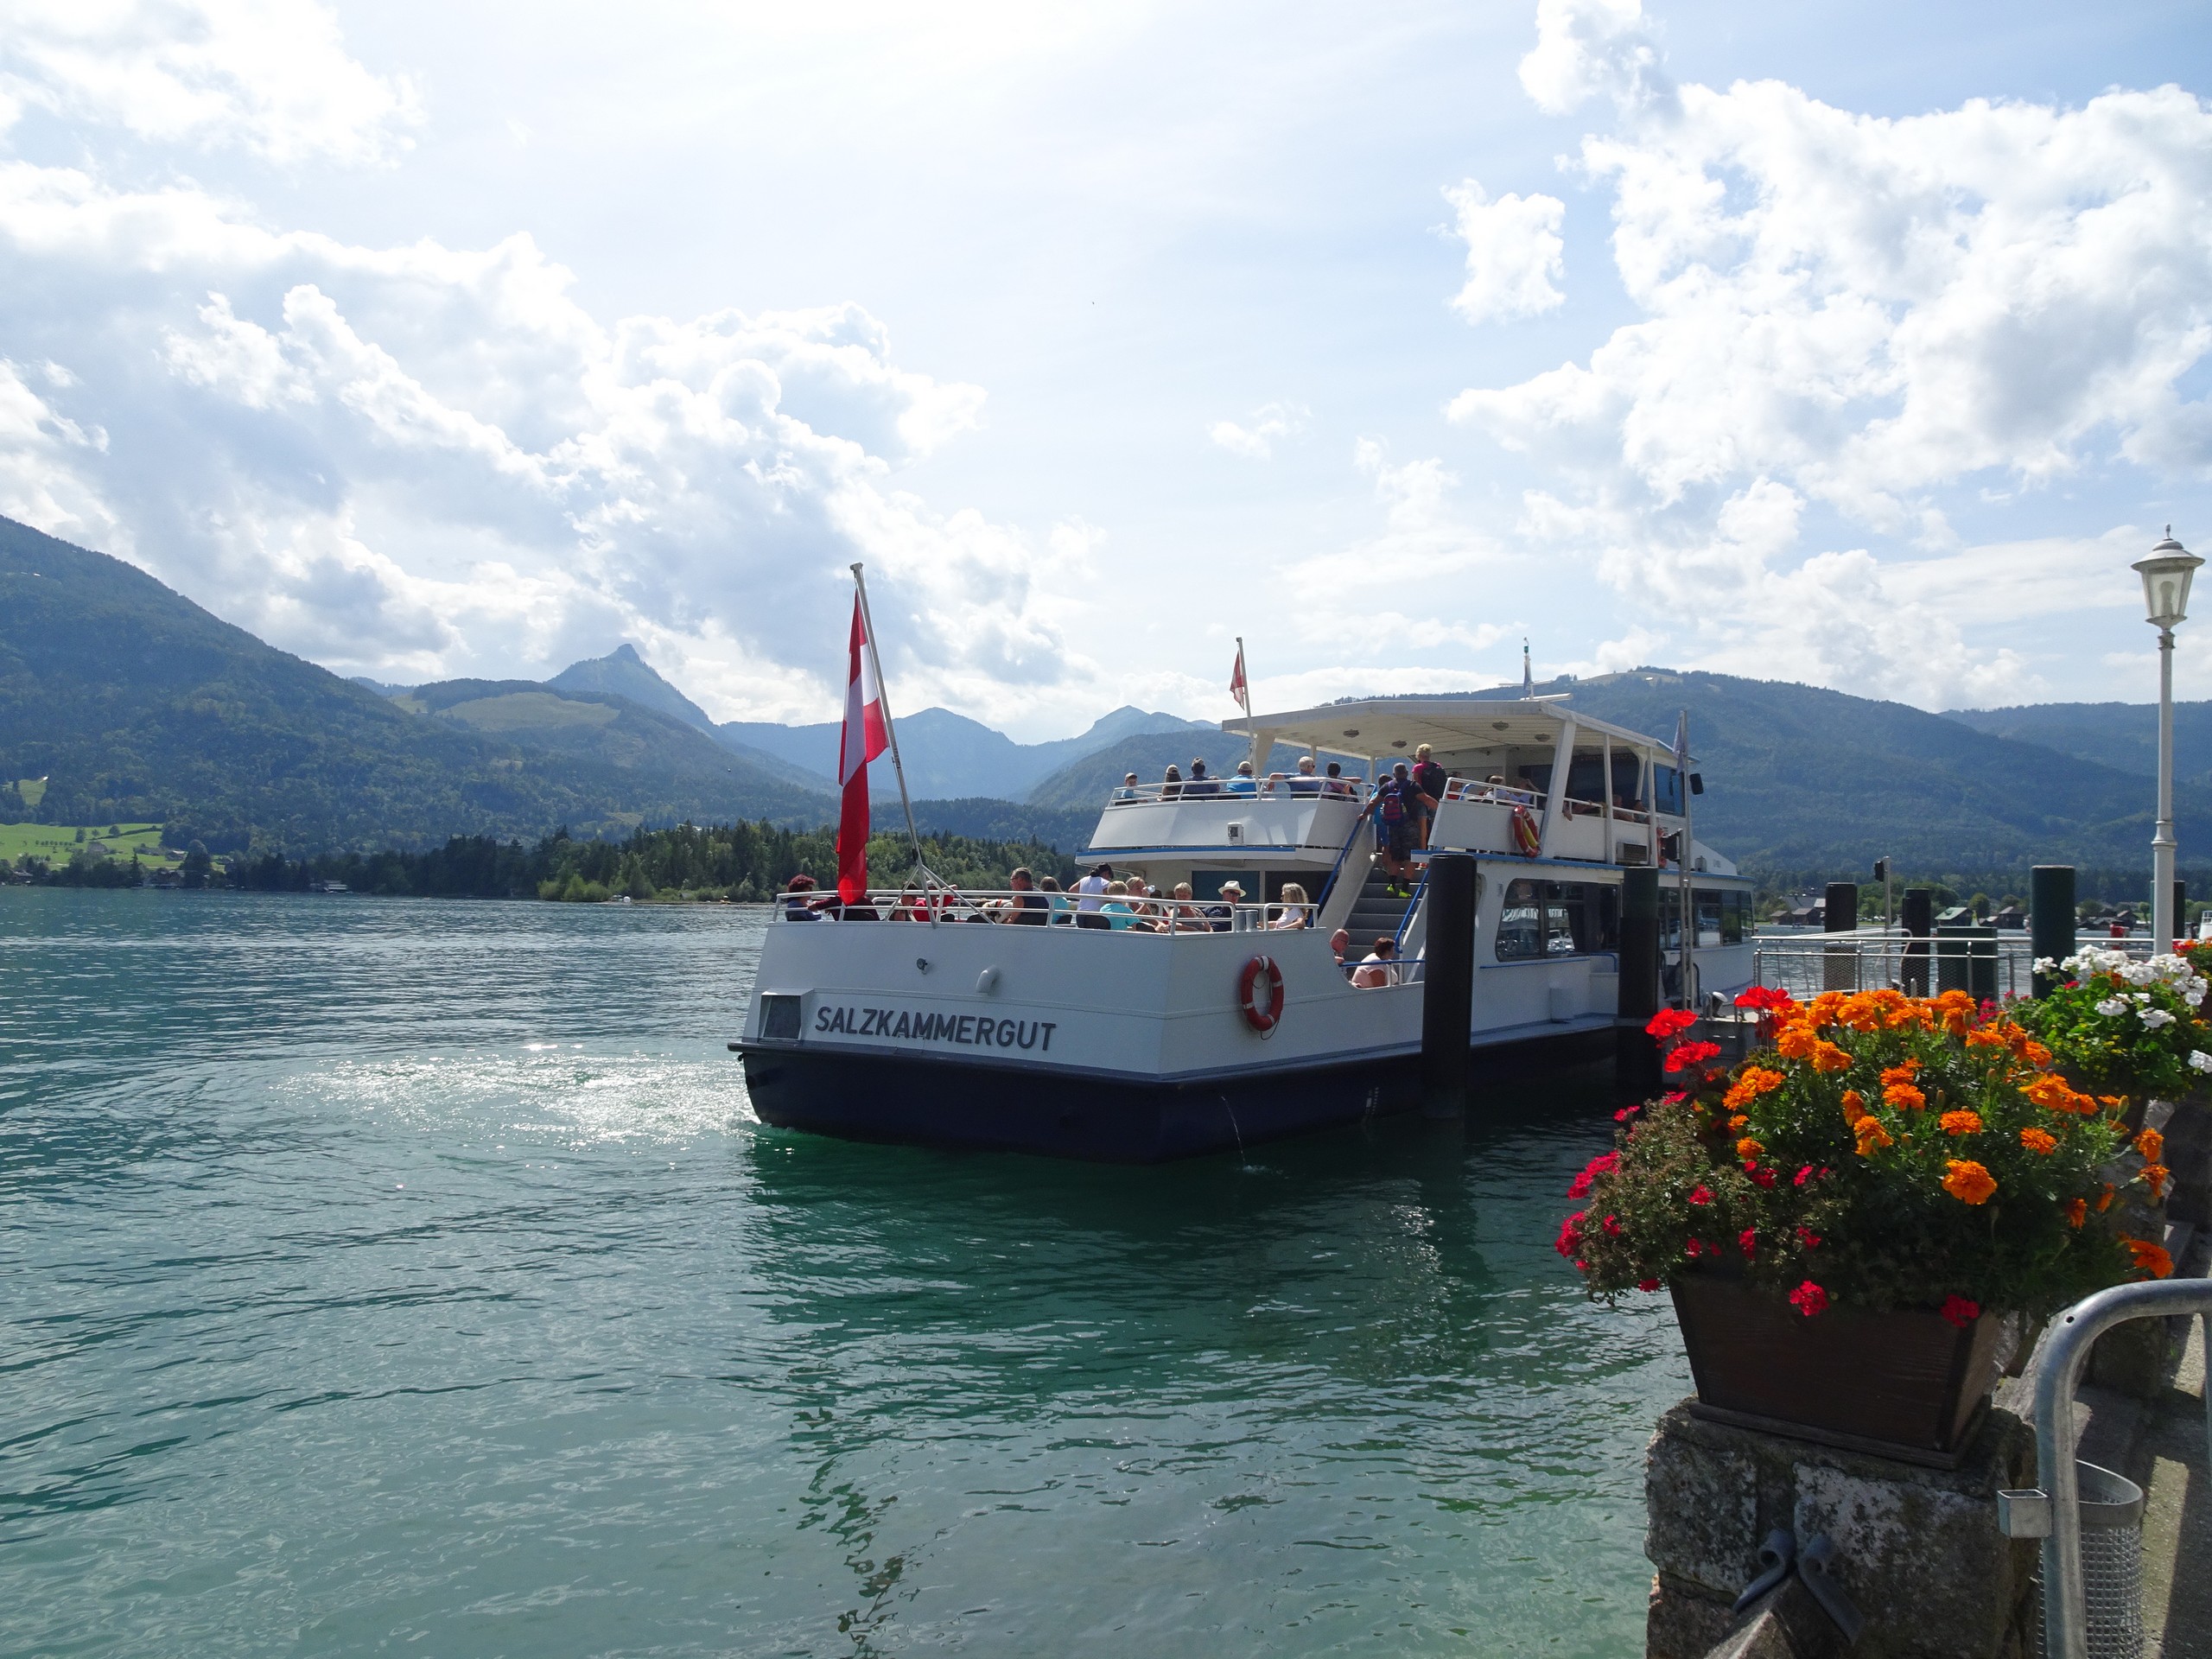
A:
[[1617, 868, 1661, 1099], [1421, 853, 1477, 1119], [2031, 866, 2076, 998]]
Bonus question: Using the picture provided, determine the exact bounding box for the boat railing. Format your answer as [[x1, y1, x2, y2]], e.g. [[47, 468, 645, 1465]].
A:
[[776, 888, 1323, 934], [1744, 930, 2169, 1002], [1103, 778, 1362, 805]]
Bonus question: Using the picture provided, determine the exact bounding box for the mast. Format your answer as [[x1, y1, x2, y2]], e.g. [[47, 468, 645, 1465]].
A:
[[1677, 711, 1697, 1009], [849, 563, 925, 873]]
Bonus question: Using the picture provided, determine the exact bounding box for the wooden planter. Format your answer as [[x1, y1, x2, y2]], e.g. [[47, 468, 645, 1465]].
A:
[[1669, 1273, 2012, 1466]]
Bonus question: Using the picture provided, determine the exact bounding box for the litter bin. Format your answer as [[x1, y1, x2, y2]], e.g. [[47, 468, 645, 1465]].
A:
[[2033, 1460, 2145, 1659]]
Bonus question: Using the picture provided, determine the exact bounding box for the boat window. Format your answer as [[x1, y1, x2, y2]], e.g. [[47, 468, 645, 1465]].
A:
[[1660, 887, 1749, 949], [1654, 765, 1685, 817], [1564, 753, 1606, 803], [1611, 751, 1643, 809], [1548, 882, 1592, 954], [1497, 879, 1544, 960]]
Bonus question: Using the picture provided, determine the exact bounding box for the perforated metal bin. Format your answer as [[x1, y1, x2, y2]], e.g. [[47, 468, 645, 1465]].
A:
[[2034, 1460, 2145, 1659]]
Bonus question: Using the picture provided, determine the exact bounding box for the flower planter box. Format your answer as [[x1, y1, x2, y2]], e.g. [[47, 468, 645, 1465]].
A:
[[1669, 1272, 2012, 1466]]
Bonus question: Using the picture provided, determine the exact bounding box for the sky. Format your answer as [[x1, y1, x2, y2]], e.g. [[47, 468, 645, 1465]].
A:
[[3, 0, 2210, 739]]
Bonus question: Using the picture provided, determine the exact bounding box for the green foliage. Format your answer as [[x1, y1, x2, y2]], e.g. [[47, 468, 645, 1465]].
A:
[[2013, 945, 2212, 1101], [1564, 991, 2160, 1319]]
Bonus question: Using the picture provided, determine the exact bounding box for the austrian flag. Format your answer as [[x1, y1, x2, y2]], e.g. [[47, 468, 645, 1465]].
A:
[[836, 593, 889, 903]]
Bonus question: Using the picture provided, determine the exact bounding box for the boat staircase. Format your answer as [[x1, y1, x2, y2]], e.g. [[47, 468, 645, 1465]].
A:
[[1339, 863, 1421, 955]]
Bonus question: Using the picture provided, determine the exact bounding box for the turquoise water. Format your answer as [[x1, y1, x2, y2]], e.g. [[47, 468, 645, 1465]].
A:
[[0, 890, 1688, 1656]]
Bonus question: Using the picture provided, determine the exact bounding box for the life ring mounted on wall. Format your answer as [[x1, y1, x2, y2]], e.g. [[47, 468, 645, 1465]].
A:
[[1237, 955, 1286, 1034], [1510, 804, 1541, 857]]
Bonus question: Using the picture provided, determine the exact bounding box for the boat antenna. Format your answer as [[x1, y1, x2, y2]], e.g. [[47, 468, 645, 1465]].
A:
[[849, 563, 934, 893]]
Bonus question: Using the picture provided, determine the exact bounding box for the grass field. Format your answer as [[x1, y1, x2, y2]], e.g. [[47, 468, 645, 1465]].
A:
[[0, 822, 183, 871]]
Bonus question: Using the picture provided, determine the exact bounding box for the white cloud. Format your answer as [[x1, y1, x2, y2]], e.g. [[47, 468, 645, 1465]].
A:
[[1445, 181, 1566, 324], [1458, 7, 2212, 709], [0, 0, 423, 165], [1208, 400, 1309, 460], [1516, 0, 1672, 119]]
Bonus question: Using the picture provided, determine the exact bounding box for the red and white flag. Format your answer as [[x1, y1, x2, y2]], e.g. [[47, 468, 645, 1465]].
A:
[[1229, 641, 1249, 714], [836, 592, 889, 903]]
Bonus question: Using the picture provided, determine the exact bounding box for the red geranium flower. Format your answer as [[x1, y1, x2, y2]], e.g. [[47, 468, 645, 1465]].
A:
[[1660, 1090, 1689, 1106], [1738, 1228, 1757, 1260], [1664, 1040, 1723, 1073], [1637, 1277, 1662, 1292], [1688, 1185, 1713, 1206], [1747, 1164, 1777, 1189], [1684, 1238, 1703, 1258], [1646, 1008, 1698, 1040], [1939, 1294, 1980, 1329], [1566, 1150, 1621, 1199], [1601, 1213, 1624, 1238], [1554, 1211, 1586, 1257], [1788, 1281, 1828, 1318], [1733, 986, 1795, 1012], [1794, 1165, 1814, 1186], [1796, 1227, 1821, 1249]]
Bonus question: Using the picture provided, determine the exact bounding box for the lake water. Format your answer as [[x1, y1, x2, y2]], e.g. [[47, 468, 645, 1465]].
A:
[[0, 890, 1688, 1657]]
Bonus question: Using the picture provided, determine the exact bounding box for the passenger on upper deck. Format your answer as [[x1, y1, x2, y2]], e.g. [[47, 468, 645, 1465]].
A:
[[1208, 880, 1243, 931], [1100, 880, 1155, 932], [1185, 758, 1218, 797], [1161, 764, 1182, 799], [1288, 755, 1322, 794], [1411, 745, 1446, 849], [1226, 760, 1258, 795], [1479, 773, 1508, 800], [1074, 863, 1111, 930], [1330, 927, 1352, 971], [1268, 882, 1311, 930], [1115, 772, 1141, 800], [1170, 881, 1205, 930], [1324, 761, 1351, 798], [783, 873, 825, 920], [1004, 867, 1047, 925]]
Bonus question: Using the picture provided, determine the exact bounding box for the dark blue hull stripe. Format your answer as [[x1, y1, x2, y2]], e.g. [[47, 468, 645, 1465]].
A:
[[735, 1028, 1611, 1163]]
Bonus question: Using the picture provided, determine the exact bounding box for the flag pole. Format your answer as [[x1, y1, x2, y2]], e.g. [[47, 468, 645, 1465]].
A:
[[1235, 635, 1262, 772], [849, 563, 926, 877], [1678, 710, 1697, 1011]]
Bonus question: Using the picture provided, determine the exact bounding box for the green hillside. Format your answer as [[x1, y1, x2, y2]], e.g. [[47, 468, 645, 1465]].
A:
[[1517, 670, 2212, 884], [0, 517, 835, 853], [1942, 701, 2212, 785]]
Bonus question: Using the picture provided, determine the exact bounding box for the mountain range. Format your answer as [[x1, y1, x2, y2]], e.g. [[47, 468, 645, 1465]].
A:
[[5, 511, 2210, 891]]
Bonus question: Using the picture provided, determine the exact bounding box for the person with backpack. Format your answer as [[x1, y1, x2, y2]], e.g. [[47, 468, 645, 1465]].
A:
[[1410, 744, 1448, 849], [1373, 762, 1419, 897]]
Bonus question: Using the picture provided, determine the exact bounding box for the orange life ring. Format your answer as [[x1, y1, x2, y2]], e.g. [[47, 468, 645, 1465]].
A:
[[1238, 955, 1286, 1033], [1510, 805, 1541, 857]]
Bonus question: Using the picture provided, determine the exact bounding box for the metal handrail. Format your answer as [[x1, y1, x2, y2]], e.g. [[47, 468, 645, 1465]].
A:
[[777, 889, 1316, 934], [2001, 1278, 2212, 1659], [1103, 779, 1363, 805]]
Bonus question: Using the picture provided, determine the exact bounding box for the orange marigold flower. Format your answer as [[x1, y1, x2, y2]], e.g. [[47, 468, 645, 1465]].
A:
[[1964, 1024, 2006, 1050], [1878, 1060, 1922, 1086], [2126, 1237, 2175, 1279], [2019, 1127, 2058, 1155], [2097, 1183, 2115, 1212], [2064, 1198, 2088, 1229], [1854, 1116, 1894, 1155], [1727, 1114, 1749, 1129], [1884, 1082, 1927, 1110], [2136, 1128, 2164, 1162], [1940, 1109, 1983, 1136], [1942, 1160, 1998, 1205], [2023, 1039, 2052, 1068], [1840, 1089, 1868, 1124], [1932, 989, 1976, 1033], [2143, 1163, 2171, 1201], [1723, 1066, 1785, 1109], [1737, 1137, 1764, 1160], [1809, 1041, 1852, 1074], [1776, 1025, 1818, 1060]]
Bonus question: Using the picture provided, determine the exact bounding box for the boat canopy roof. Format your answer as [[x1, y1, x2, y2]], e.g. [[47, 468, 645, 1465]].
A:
[[1222, 695, 1688, 767]]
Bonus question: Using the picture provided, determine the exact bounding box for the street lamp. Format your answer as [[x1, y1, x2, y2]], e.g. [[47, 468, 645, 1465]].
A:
[[2133, 527, 2202, 951]]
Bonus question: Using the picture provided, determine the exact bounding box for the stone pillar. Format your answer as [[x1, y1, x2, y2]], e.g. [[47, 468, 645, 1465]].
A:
[[1643, 1401, 2037, 1659]]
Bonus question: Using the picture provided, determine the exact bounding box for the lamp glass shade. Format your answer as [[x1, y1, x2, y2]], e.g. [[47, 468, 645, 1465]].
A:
[[2134, 537, 2203, 629]]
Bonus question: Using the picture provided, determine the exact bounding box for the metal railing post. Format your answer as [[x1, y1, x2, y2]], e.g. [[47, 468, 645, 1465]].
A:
[[2012, 1279, 2212, 1659]]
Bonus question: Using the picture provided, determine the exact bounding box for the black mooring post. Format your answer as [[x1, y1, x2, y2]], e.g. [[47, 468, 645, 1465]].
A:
[[1823, 882, 1859, 933], [1421, 854, 1478, 1119], [1616, 868, 1661, 1100], [2031, 865, 2075, 998], [1901, 887, 1934, 995]]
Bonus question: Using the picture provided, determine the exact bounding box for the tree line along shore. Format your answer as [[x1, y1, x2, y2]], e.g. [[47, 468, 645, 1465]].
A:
[[1, 822, 1079, 902]]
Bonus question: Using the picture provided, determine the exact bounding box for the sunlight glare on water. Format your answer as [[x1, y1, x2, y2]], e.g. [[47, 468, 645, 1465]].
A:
[[0, 890, 1686, 1656]]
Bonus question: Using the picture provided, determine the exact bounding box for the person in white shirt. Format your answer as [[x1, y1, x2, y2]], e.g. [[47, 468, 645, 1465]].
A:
[[1351, 937, 1399, 988], [1074, 863, 1112, 930]]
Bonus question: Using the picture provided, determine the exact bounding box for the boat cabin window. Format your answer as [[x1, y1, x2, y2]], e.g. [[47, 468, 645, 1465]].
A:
[[1565, 753, 1606, 803], [1611, 751, 1643, 808], [1496, 880, 1620, 960], [1654, 765, 1685, 817], [1660, 887, 1748, 949]]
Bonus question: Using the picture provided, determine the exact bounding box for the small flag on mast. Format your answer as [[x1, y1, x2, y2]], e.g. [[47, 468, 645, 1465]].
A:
[[836, 591, 890, 904], [1522, 639, 1534, 697], [1230, 639, 1249, 715]]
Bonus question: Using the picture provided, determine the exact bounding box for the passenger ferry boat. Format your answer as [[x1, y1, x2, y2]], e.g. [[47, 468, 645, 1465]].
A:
[[734, 695, 1756, 1161]]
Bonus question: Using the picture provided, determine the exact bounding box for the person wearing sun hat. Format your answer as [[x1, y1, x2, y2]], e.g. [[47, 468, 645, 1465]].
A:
[[1207, 879, 1244, 931]]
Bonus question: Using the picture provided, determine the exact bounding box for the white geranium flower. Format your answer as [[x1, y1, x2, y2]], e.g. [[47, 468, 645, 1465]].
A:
[[2141, 1008, 2176, 1029], [2190, 1050, 2212, 1074], [2095, 997, 2129, 1016]]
